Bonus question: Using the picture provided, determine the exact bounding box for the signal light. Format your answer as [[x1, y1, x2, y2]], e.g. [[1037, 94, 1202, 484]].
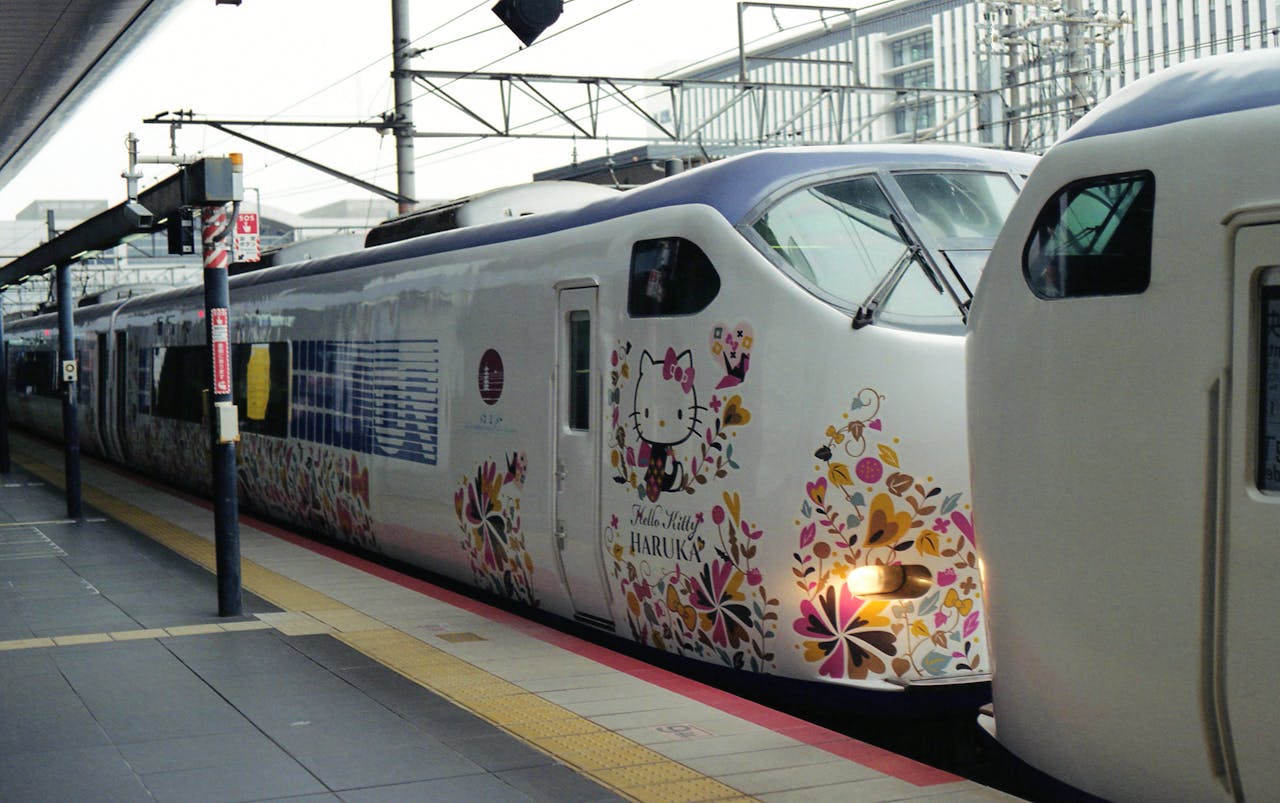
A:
[[492, 0, 563, 46], [168, 208, 196, 255]]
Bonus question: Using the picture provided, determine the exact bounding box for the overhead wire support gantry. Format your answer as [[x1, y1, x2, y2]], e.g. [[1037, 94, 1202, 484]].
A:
[[148, 70, 986, 183], [403, 69, 982, 146]]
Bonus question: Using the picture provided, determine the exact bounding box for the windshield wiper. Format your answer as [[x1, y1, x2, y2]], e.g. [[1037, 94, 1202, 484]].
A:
[[852, 243, 914, 329], [852, 214, 939, 330]]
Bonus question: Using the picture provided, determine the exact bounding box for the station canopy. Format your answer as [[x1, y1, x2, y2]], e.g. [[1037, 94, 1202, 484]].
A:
[[0, 0, 182, 193]]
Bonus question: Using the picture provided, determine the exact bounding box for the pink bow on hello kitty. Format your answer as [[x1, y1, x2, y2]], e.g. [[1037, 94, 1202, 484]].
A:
[[662, 347, 695, 393]]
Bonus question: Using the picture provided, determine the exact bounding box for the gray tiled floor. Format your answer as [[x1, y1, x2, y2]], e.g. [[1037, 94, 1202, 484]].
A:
[[0, 466, 622, 803]]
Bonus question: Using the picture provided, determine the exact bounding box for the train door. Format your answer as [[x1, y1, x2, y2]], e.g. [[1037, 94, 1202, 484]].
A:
[[554, 285, 613, 627], [96, 334, 110, 453], [112, 331, 129, 462], [1223, 220, 1280, 799]]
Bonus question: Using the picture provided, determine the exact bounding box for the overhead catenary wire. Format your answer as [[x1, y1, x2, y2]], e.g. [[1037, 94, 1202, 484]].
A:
[[249, 0, 611, 191], [222, 0, 1280, 206], [272, 0, 866, 200], [255, 0, 893, 202], [255, 0, 643, 197], [199, 0, 510, 175], [263, 2, 856, 203]]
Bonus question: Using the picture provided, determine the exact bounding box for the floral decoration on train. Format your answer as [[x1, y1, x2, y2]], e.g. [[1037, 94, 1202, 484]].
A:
[[792, 388, 985, 681], [139, 418, 210, 494], [604, 322, 774, 670], [453, 452, 537, 607], [238, 437, 376, 550], [137, 417, 379, 551], [607, 322, 754, 501], [605, 490, 779, 671]]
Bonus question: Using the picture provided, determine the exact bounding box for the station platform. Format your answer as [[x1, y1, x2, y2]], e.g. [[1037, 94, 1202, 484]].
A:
[[0, 433, 1017, 802]]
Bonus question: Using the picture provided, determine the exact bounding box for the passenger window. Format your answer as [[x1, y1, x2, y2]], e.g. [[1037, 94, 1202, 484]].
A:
[[152, 345, 206, 423], [751, 175, 905, 308], [11, 348, 60, 398], [232, 342, 290, 437], [628, 237, 720, 317], [567, 311, 590, 431], [1024, 171, 1154, 299]]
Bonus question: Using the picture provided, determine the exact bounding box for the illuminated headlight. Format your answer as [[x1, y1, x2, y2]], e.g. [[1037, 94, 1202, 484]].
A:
[[846, 564, 932, 599]]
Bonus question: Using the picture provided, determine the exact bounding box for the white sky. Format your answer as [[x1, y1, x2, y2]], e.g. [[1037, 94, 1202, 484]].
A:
[[0, 0, 864, 220]]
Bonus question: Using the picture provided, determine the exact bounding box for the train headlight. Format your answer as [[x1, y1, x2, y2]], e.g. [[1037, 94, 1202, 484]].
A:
[[846, 564, 932, 599]]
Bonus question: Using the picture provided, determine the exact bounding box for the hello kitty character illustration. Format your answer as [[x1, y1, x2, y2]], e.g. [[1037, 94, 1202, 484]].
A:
[[631, 347, 702, 501]]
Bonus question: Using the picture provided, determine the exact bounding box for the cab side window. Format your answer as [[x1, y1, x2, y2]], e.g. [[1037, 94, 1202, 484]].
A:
[[628, 237, 721, 317], [1024, 171, 1154, 299]]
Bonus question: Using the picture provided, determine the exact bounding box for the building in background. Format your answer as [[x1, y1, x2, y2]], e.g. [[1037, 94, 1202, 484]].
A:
[[646, 0, 1277, 154]]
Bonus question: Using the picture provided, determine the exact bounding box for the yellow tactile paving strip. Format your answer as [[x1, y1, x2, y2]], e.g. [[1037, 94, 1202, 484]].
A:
[[338, 628, 751, 802], [7, 448, 753, 803], [0, 620, 275, 651]]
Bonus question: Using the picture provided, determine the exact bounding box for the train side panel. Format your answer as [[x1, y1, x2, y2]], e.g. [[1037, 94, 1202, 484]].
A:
[[969, 52, 1280, 801], [5, 145, 1028, 702]]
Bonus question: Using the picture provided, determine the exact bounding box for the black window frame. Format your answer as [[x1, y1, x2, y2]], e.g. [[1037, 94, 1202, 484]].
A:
[[1023, 170, 1155, 300], [232, 342, 290, 437], [567, 310, 591, 431], [151, 345, 206, 423], [152, 341, 291, 435], [11, 347, 60, 398], [627, 237, 721, 318]]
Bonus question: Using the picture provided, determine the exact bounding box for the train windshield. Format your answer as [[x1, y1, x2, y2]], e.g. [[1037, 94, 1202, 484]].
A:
[[939, 249, 988, 296], [749, 174, 908, 308], [893, 171, 1019, 242]]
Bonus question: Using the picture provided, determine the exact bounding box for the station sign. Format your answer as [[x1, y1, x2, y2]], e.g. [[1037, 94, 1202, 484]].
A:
[[234, 212, 261, 263]]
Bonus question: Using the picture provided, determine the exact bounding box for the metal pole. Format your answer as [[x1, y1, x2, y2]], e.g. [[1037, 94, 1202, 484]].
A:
[[201, 202, 242, 617], [391, 0, 417, 213], [1003, 7, 1022, 149], [847, 10, 858, 87], [1065, 0, 1090, 126], [56, 260, 82, 519], [47, 209, 82, 518], [0, 293, 9, 474]]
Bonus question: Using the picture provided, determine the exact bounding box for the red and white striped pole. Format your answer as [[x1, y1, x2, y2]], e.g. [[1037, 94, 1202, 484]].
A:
[[201, 203, 231, 270], [201, 163, 242, 616]]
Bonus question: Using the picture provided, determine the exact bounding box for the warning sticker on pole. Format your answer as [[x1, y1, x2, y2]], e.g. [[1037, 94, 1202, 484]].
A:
[[211, 307, 231, 395], [233, 212, 261, 263]]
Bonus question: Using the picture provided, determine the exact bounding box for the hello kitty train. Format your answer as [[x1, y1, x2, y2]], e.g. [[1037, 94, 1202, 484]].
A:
[[6, 145, 1035, 701]]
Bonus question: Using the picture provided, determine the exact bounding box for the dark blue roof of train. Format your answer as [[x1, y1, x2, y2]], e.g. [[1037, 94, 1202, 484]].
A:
[[225, 144, 1033, 292], [76, 145, 1032, 317], [1060, 51, 1280, 143]]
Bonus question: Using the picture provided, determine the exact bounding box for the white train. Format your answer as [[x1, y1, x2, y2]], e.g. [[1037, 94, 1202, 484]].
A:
[[8, 145, 1035, 704], [968, 52, 1280, 799]]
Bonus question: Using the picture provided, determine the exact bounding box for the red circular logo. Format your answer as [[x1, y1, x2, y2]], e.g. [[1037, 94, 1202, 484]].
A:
[[478, 349, 504, 405]]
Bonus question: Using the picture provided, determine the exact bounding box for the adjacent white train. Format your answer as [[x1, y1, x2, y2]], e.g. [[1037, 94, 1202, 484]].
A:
[[969, 52, 1280, 800], [7, 145, 1035, 706]]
